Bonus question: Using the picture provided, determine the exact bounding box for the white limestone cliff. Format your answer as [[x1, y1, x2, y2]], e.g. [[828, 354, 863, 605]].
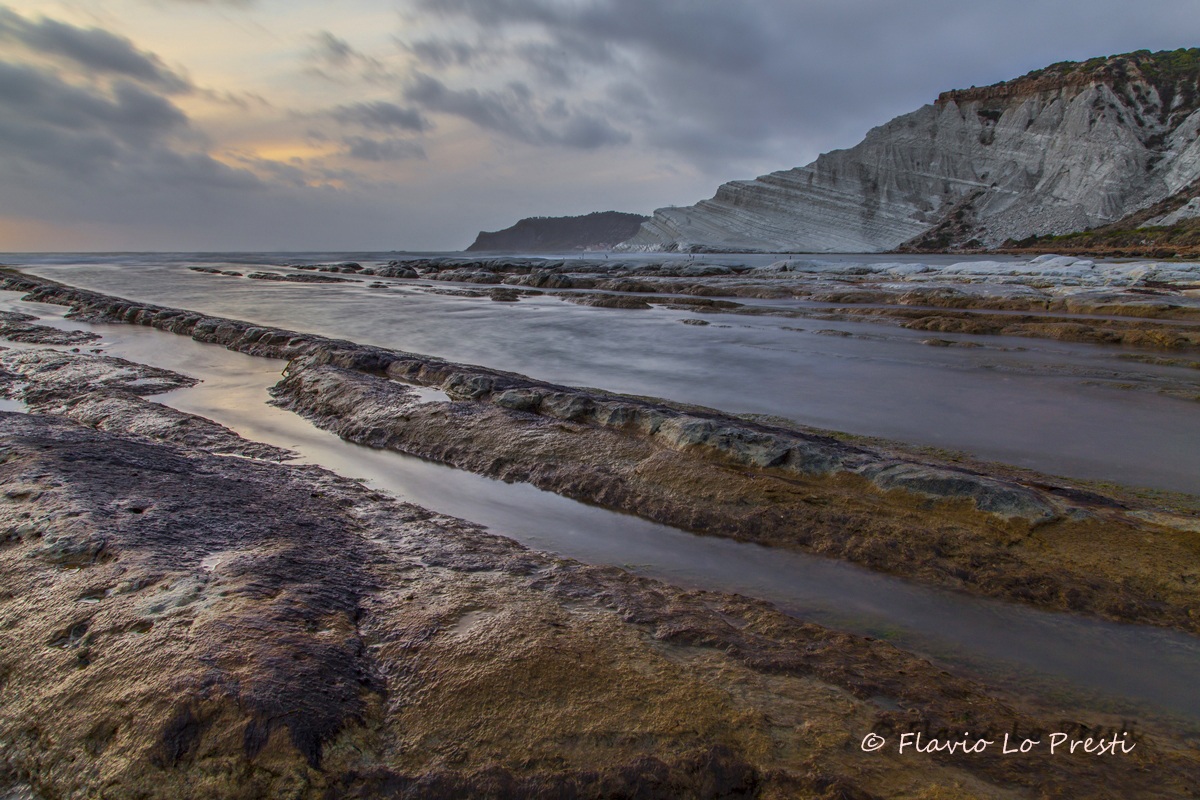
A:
[[619, 52, 1200, 253]]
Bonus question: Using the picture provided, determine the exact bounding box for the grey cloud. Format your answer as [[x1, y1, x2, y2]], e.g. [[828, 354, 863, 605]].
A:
[[557, 113, 631, 148], [400, 34, 604, 87], [511, 31, 614, 85], [405, 73, 628, 148], [401, 0, 797, 170], [515, 44, 572, 86], [312, 31, 356, 67], [414, 0, 764, 72], [405, 38, 481, 69], [0, 55, 255, 195], [231, 154, 311, 188], [0, 103, 254, 189], [306, 30, 395, 83], [512, 40, 601, 87], [605, 81, 651, 109], [229, 151, 381, 190], [0, 7, 189, 92], [342, 136, 426, 161], [199, 88, 273, 110], [0, 62, 186, 146], [0, 9, 451, 251], [333, 101, 428, 132], [0, 115, 120, 176], [412, 0, 557, 29], [405, 0, 1200, 175], [0, 51, 287, 250], [130, 148, 261, 190], [404, 74, 516, 133], [109, 81, 188, 133], [564, 0, 768, 74]]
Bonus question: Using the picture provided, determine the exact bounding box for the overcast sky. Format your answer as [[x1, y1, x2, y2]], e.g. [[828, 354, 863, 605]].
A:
[[1, 0, 1198, 251]]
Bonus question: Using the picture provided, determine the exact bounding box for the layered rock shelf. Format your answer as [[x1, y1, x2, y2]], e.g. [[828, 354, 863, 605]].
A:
[[4, 268, 1200, 797], [3, 355, 1195, 798], [358, 255, 1200, 350], [4, 268, 1200, 635]]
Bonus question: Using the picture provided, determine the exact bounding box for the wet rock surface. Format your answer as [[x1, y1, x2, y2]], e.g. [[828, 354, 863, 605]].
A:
[[0, 311, 100, 346], [0, 407, 1197, 798], [186, 267, 243, 278], [0, 348, 294, 461], [180, 253, 1200, 350], [2, 268, 1198, 635], [274, 359, 1200, 633], [246, 272, 359, 284]]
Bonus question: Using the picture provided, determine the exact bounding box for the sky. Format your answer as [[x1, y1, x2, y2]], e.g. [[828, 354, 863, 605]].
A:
[[1, 0, 1199, 252]]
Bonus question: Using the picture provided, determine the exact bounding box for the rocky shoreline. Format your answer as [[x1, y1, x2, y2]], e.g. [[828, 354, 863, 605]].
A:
[[3, 268, 1199, 637], [2, 288, 1199, 797], [258, 255, 1200, 353]]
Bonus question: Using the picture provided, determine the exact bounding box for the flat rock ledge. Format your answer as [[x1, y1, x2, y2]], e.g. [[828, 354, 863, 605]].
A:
[[0, 310, 99, 346], [1, 402, 1197, 798], [3, 269, 1199, 635], [0, 346, 293, 463]]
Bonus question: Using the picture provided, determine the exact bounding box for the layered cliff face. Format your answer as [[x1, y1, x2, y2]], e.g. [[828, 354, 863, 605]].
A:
[[620, 49, 1200, 253]]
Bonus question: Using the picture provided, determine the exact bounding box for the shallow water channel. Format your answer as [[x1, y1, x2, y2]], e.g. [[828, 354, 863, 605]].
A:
[[12, 254, 1200, 494], [4, 289, 1200, 729]]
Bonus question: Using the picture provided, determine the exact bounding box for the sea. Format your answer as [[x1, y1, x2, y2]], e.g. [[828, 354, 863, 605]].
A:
[[3, 250, 1197, 494]]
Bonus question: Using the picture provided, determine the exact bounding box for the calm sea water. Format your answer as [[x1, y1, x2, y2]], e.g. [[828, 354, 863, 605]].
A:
[[5, 250, 1197, 493]]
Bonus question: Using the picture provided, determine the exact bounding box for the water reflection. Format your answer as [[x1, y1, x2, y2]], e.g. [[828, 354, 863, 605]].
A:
[[3, 288, 1199, 728], [9, 254, 1199, 493]]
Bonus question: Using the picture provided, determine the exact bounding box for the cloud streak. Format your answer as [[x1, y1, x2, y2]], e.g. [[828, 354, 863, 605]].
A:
[[332, 101, 429, 132], [305, 30, 395, 83], [404, 72, 629, 148], [341, 136, 426, 161], [0, 7, 190, 92]]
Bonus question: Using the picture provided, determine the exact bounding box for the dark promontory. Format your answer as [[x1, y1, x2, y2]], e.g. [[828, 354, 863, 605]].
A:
[[467, 211, 649, 252]]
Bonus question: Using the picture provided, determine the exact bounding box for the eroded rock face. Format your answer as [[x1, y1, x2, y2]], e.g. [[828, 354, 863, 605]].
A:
[[620, 52, 1200, 252]]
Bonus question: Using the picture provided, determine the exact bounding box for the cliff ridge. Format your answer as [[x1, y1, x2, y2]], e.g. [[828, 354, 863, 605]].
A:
[[619, 48, 1200, 253]]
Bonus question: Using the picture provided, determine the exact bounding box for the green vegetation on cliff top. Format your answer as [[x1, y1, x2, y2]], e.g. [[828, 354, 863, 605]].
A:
[[945, 48, 1200, 113]]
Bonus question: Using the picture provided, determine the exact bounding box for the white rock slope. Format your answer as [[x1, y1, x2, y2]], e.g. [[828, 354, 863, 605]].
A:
[[620, 50, 1200, 253]]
